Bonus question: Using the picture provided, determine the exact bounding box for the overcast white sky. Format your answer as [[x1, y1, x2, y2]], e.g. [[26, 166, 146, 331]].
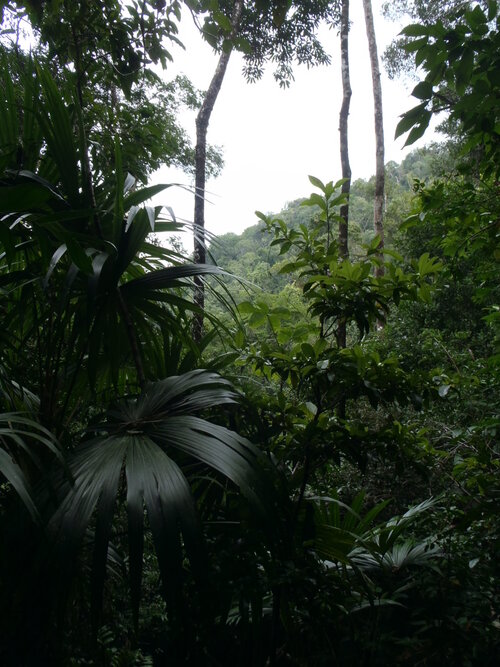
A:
[[152, 0, 429, 242]]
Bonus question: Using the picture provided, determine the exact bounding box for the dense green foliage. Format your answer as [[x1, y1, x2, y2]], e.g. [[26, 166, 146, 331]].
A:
[[0, 1, 499, 666], [196, 0, 339, 86], [0, 0, 223, 182]]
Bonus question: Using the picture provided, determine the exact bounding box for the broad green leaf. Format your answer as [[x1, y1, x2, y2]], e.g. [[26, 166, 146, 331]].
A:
[[213, 9, 232, 32], [456, 48, 474, 90], [395, 103, 428, 139], [404, 112, 432, 146], [404, 36, 429, 53], [411, 81, 433, 100], [238, 301, 256, 314], [302, 192, 327, 211], [400, 24, 431, 37], [465, 5, 487, 31], [249, 311, 267, 327], [308, 175, 326, 191], [234, 36, 252, 55]]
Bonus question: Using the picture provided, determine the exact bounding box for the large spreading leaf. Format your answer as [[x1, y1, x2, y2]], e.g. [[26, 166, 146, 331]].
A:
[[50, 370, 277, 627], [310, 494, 440, 572]]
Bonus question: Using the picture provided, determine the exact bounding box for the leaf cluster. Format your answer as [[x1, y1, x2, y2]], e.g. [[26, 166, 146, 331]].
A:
[[395, 2, 500, 176], [198, 0, 339, 87]]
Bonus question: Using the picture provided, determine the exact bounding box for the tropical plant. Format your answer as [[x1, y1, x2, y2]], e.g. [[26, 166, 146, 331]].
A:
[[0, 409, 62, 520], [395, 1, 500, 176], [49, 370, 276, 627], [0, 48, 282, 665]]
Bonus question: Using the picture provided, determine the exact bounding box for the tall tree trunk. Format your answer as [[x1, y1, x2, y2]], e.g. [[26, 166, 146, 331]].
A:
[[192, 0, 245, 342], [336, 0, 352, 423], [362, 0, 385, 278], [338, 0, 351, 352]]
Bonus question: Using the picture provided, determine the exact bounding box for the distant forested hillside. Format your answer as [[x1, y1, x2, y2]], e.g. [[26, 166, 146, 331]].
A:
[[208, 144, 453, 301]]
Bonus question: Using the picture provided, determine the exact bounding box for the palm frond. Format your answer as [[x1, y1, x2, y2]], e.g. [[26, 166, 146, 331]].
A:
[[50, 371, 277, 627], [0, 411, 62, 521], [309, 494, 441, 573]]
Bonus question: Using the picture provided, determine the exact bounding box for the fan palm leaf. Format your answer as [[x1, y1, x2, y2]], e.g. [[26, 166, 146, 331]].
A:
[[49, 370, 277, 627], [309, 494, 440, 571]]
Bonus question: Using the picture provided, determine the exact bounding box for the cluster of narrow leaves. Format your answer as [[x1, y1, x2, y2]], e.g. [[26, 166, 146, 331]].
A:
[[0, 55, 278, 639], [396, 2, 500, 176]]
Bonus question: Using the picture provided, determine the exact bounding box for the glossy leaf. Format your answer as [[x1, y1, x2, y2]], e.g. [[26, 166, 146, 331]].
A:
[[49, 371, 276, 624]]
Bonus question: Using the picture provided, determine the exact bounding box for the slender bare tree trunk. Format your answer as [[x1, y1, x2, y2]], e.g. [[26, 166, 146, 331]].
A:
[[338, 0, 351, 263], [338, 0, 351, 355], [362, 0, 385, 278], [192, 0, 245, 342]]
